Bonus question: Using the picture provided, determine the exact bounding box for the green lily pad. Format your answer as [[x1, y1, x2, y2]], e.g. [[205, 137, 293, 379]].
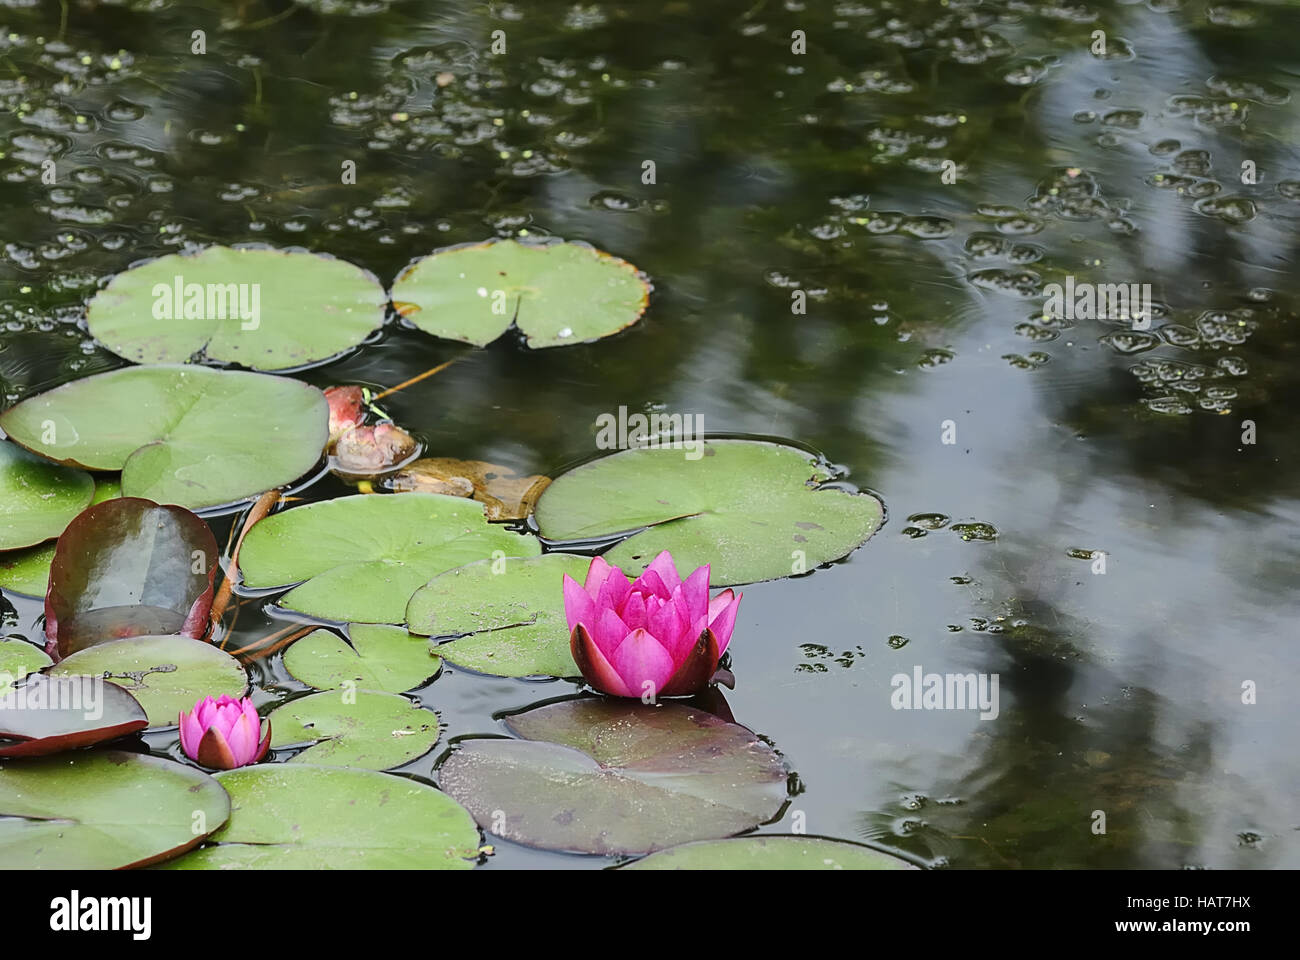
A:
[[437, 699, 788, 856], [391, 239, 650, 348], [269, 690, 439, 770], [0, 544, 55, 597], [0, 477, 121, 598], [0, 365, 328, 510], [0, 750, 229, 868], [623, 835, 919, 870], [0, 674, 149, 758], [283, 624, 440, 693], [158, 764, 480, 869], [87, 246, 388, 371], [51, 635, 248, 728], [0, 639, 52, 694], [406, 553, 590, 678], [0, 441, 94, 551], [45, 498, 219, 658], [534, 439, 884, 586], [238, 493, 541, 623]]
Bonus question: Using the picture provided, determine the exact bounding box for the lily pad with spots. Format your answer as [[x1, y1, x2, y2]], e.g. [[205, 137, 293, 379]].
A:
[[0, 750, 229, 869], [87, 246, 388, 371], [391, 239, 650, 349], [238, 493, 541, 623], [268, 690, 439, 769], [0, 365, 328, 511], [283, 624, 440, 693], [437, 698, 788, 856], [158, 764, 480, 869], [50, 634, 248, 728], [534, 439, 884, 586], [406, 553, 590, 678]]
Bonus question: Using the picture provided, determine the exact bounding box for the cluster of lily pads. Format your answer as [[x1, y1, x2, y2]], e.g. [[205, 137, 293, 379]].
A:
[[0, 241, 900, 869]]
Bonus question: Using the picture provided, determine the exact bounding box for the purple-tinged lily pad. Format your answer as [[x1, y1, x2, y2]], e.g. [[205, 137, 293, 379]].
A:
[[437, 698, 788, 856], [44, 498, 218, 659], [0, 674, 148, 758]]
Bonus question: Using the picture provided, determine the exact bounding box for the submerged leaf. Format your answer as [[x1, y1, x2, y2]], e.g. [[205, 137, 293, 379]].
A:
[[388, 457, 550, 520]]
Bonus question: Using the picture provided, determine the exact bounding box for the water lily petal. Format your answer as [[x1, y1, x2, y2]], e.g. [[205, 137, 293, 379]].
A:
[[643, 551, 682, 592], [608, 627, 676, 697], [648, 594, 690, 662], [678, 564, 711, 623], [226, 711, 260, 766], [658, 628, 721, 697], [621, 590, 648, 633], [707, 589, 741, 654], [583, 556, 615, 596], [178, 708, 203, 757], [571, 624, 634, 697], [195, 725, 238, 770], [563, 573, 597, 634], [593, 607, 630, 657]]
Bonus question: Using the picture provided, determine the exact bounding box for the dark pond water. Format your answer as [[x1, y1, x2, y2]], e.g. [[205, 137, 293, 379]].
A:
[[1, 0, 1298, 868]]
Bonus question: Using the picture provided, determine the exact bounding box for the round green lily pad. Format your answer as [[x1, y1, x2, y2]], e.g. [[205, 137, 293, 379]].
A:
[[0, 441, 94, 551], [407, 553, 591, 678], [238, 493, 541, 624], [0, 365, 328, 510], [158, 764, 480, 869], [51, 635, 248, 728], [438, 699, 788, 856], [534, 439, 884, 586], [391, 239, 650, 348], [0, 544, 55, 597], [283, 624, 441, 693], [0, 477, 120, 598], [87, 246, 388, 371], [269, 690, 439, 770], [623, 835, 919, 870], [0, 639, 52, 694], [0, 750, 229, 869]]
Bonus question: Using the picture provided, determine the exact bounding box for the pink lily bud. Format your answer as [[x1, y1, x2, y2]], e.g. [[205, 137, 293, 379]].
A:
[[563, 551, 741, 699], [178, 695, 271, 770]]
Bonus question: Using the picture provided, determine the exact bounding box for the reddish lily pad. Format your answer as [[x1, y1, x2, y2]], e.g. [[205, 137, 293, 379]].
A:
[[0, 750, 229, 868], [437, 699, 788, 855], [44, 498, 218, 659], [0, 674, 148, 758]]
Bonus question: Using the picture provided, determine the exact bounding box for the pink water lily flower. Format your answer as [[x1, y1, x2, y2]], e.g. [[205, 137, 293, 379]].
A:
[[179, 695, 271, 770], [563, 551, 741, 698]]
